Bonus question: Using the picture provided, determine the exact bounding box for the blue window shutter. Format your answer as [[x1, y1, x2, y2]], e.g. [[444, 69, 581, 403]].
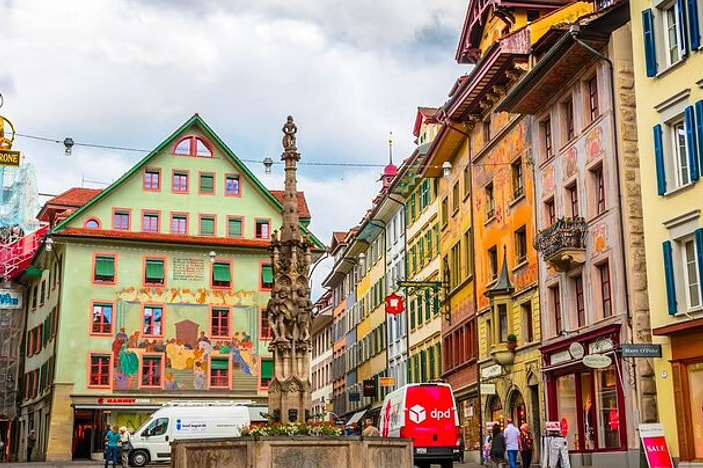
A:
[[685, 106, 699, 181], [663, 240, 677, 315], [689, 0, 701, 49], [696, 229, 703, 301], [696, 101, 703, 170], [654, 124, 666, 195], [677, 0, 689, 56], [643, 9, 658, 76]]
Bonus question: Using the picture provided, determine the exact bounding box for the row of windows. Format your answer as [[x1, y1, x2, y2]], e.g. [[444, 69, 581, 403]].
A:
[[26, 308, 57, 358], [87, 353, 274, 390], [543, 164, 606, 227], [642, 0, 701, 77], [409, 290, 440, 330], [23, 357, 54, 401], [409, 343, 442, 383], [91, 253, 273, 291], [663, 229, 703, 315], [29, 258, 61, 310], [444, 322, 476, 373], [408, 223, 440, 277], [142, 168, 241, 196], [93, 210, 270, 239]]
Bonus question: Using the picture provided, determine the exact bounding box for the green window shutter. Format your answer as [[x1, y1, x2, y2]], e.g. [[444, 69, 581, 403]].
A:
[[419, 238, 425, 265], [436, 343, 442, 376], [211, 358, 229, 370], [261, 358, 274, 379], [95, 256, 115, 277], [425, 290, 431, 320], [228, 218, 242, 237], [406, 360, 412, 384], [434, 225, 440, 253], [429, 346, 435, 380], [262, 264, 274, 284], [427, 231, 433, 259], [417, 297, 423, 325], [200, 174, 214, 192], [413, 355, 420, 383], [213, 262, 231, 282], [145, 259, 165, 281], [420, 350, 427, 382], [410, 301, 416, 330], [200, 217, 215, 235]]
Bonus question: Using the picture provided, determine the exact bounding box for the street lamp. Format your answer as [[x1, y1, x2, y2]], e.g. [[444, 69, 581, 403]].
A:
[[442, 161, 452, 178], [263, 157, 273, 174], [63, 137, 74, 156], [44, 237, 53, 252], [209, 251, 217, 263]]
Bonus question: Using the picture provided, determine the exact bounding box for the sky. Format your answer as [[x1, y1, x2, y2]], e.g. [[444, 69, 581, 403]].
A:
[[0, 0, 468, 297]]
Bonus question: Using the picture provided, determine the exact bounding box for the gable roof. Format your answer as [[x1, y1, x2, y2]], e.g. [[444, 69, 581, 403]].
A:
[[48, 188, 102, 208], [52, 114, 323, 248], [270, 190, 311, 219]]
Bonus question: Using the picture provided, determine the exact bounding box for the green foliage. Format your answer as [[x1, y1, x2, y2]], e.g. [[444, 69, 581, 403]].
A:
[[239, 422, 344, 437], [507, 334, 518, 342]]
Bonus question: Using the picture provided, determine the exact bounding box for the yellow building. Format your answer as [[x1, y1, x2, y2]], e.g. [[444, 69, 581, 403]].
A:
[[630, 0, 703, 461]]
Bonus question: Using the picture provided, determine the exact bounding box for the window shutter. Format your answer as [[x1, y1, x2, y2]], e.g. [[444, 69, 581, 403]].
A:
[[685, 106, 699, 181], [689, 0, 701, 49], [145, 259, 165, 281], [211, 358, 229, 370], [696, 101, 703, 169], [261, 358, 273, 380], [676, 0, 689, 57], [261, 265, 274, 284], [654, 124, 666, 195], [696, 229, 703, 299], [642, 9, 657, 77], [663, 240, 677, 315], [212, 262, 231, 282], [95, 256, 115, 277]]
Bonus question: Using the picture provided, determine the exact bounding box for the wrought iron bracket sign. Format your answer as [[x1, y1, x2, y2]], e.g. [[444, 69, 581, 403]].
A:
[[397, 277, 451, 322]]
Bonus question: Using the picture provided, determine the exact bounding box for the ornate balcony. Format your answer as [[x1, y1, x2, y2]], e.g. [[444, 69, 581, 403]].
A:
[[534, 217, 588, 272]]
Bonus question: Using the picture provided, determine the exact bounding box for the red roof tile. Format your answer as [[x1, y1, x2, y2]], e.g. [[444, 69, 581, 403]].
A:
[[269, 191, 311, 218], [332, 232, 347, 244], [47, 188, 102, 208]]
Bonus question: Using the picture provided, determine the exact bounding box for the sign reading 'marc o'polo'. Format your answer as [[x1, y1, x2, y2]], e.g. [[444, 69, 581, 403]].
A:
[[621, 344, 663, 358], [0, 289, 22, 309]]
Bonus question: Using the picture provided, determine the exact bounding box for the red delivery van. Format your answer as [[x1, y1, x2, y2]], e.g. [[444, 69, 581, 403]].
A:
[[379, 383, 460, 468]]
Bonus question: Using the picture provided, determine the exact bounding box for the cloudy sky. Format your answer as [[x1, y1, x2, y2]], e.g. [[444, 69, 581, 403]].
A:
[[1, 0, 468, 296]]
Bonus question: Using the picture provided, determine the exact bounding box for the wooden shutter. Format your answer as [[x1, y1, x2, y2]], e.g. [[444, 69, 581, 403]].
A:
[[663, 241, 678, 315], [642, 9, 657, 77], [689, 0, 701, 49], [685, 106, 699, 181], [696, 101, 703, 169], [676, 0, 689, 57], [671, 362, 693, 460], [696, 229, 703, 294], [654, 124, 666, 195]]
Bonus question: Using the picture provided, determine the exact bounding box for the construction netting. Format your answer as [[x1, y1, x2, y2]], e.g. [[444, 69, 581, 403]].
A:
[[0, 162, 40, 238]]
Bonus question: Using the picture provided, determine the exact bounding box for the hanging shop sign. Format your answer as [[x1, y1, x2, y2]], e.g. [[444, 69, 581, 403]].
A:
[[0, 289, 22, 309], [568, 342, 585, 360], [583, 354, 612, 369], [639, 423, 674, 468], [0, 150, 20, 167], [349, 392, 360, 402], [622, 344, 662, 358], [480, 384, 496, 395], [379, 376, 395, 387], [589, 338, 614, 354], [550, 350, 572, 365], [385, 293, 404, 314], [363, 379, 376, 397], [481, 364, 503, 379]]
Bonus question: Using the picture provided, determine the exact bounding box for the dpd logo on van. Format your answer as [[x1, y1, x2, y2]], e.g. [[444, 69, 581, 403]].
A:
[[409, 404, 453, 423]]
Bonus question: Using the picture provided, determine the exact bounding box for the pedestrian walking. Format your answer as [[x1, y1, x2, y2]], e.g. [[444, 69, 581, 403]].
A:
[[503, 418, 520, 468], [26, 429, 36, 462], [519, 423, 534, 467], [490, 423, 506, 468], [458, 428, 465, 463], [104, 425, 121, 468], [119, 426, 132, 467], [361, 418, 380, 437]]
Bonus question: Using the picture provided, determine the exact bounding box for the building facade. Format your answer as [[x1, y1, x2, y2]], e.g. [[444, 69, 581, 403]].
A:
[[21, 115, 321, 461], [311, 291, 333, 420], [630, 0, 703, 460], [384, 199, 407, 393]]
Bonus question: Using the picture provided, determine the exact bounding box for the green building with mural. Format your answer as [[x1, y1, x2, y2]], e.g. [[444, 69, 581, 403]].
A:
[[18, 114, 321, 461]]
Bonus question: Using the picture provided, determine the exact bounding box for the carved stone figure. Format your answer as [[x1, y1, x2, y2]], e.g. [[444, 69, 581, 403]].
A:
[[282, 115, 297, 151]]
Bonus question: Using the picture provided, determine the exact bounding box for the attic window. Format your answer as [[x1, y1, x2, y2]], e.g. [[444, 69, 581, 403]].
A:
[[173, 136, 213, 157]]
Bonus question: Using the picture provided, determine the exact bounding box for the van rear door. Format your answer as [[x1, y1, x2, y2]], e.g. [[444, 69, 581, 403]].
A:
[[405, 385, 457, 448]]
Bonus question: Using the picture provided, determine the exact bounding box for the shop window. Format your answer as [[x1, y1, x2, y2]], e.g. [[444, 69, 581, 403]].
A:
[[143, 305, 163, 337], [144, 258, 165, 286], [212, 261, 232, 288], [260, 358, 273, 388], [255, 220, 270, 239], [210, 357, 230, 388], [199, 215, 215, 236], [144, 168, 160, 190], [94, 254, 116, 283], [199, 173, 214, 194], [141, 355, 162, 388], [512, 158, 524, 199], [91, 303, 113, 335], [211, 308, 230, 338], [142, 212, 159, 233], [89, 354, 111, 388], [687, 363, 703, 459], [227, 217, 243, 237], [556, 374, 578, 450], [113, 210, 130, 230], [596, 367, 620, 449], [171, 214, 187, 234], [225, 174, 240, 196], [582, 372, 595, 450]]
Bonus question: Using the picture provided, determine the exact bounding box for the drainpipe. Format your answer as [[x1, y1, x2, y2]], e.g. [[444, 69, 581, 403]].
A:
[[569, 26, 642, 429]]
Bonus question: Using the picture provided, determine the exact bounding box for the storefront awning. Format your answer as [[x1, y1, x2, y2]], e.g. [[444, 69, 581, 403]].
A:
[[73, 405, 162, 410], [346, 410, 366, 426]]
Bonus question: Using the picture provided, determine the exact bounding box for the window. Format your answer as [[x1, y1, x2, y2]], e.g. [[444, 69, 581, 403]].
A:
[[171, 214, 187, 234], [91, 303, 113, 335], [512, 159, 524, 199], [144, 258, 165, 286], [486, 318, 492, 349], [40, 280, 46, 305], [483, 119, 491, 143], [227, 217, 243, 238], [488, 246, 498, 281], [113, 210, 130, 230], [212, 261, 232, 288], [594, 166, 606, 215], [563, 98, 575, 141], [426, 230, 433, 259], [527, 9, 540, 20], [463, 165, 471, 197], [409, 193, 416, 222], [211, 308, 230, 338], [225, 174, 240, 196], [144, 168, 160, 190], [143, 305, 163, 337], [672, 121, 690, 187], [142, 418, 169, 438], [199, 215, 215, 236], [545, 198, 556, 226], [575, 275, 585, 327], [452, 182, 460, 214], [588, 75, 599, 122], [551, 285, 562, 336], [683, 238, 702, 309], [94, 254, 115, 283], [567, 183, 579, 217], [664, 4, 681, 65], [522, 302, 533, 343], [450, 242, 461, 289], [31, 285, 37, 309], [173, 135, 212, 157], [210, 357, 230, 388], [142, 212, 159, 233], [441, 197, 449, 227], [515, 227, 527, 264], [498, 304, 508, 342], [464, 229, 473, 278], [141, 355, 162, 388], [172, 171, 188, 193], [542, 118, 553, 159], [260, 358, 273, 388], [420, 179, 430, 210], [255, 219, 270, 239], [261, 264, 274, 289], [89, 354, 111, 388], [599, 263, 612, 317], [485, 183, 495, 219], [261, 308, 272, 339], [199, 173, 214, 193], [85, 218, 100, 229]]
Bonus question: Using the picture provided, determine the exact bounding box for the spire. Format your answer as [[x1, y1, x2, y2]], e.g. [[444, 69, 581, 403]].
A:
[[388, 131, 393, 166], [486, 245, 514, 297], [280, 115, 301, 243]]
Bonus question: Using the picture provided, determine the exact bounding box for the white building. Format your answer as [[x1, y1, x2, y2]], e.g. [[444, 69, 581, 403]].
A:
[[311, 291, 333, 420]]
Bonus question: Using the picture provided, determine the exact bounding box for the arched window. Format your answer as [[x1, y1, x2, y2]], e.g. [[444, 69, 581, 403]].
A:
[[84, 218, 101, 229], [173, 136, 213, 157]]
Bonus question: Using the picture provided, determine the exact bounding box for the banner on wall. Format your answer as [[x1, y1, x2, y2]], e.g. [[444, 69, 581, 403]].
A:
[[639, 423, 673, 468]]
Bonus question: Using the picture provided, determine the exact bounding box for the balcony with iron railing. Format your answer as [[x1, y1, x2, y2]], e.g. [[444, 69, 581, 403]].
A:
[[534, 217, 588, 272]]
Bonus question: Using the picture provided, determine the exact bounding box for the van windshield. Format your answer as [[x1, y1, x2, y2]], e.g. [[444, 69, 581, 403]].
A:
[[139, 418, 169, 437]]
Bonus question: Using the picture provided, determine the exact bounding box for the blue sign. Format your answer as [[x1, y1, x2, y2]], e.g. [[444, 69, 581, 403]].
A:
[[349, 392, 360, 402]]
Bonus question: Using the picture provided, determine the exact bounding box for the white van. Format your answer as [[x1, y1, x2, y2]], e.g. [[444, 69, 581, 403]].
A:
[[128, 401, 251, 467]]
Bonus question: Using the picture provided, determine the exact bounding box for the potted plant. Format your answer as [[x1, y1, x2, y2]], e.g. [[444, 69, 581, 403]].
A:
[[507, 334, 518, 351]]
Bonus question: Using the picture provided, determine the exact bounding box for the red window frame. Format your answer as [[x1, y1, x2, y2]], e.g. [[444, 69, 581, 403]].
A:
[[90, 302, 113, 336], [255, 219, 270, 239], [209, 356, 230, 389], [140, 355, 163, 388], [575, 276, 585, 328], [89, 354, 111, 388], [260, 307, 272, 340], [143, 256, 166, 287], [144, 168, 161, 191], [34, 325, 42, 354], [552, 285, 562, 336], [84, 217, 101, 229], [143, 304, 164, 338], [170, 213, 188, 234], [211, 308, 230, 338], [568, 184, 579, 217], [596, 167, 606, 215], [173, 136, 213, 157], [113, 211, 130, 230], [142, 211, 160, 233], [211, 259, 232, 289], [599, 263, 612, 318], [588, 75, 599, 121], [546, 199, 556, 226], [225, 174, 241, 196], [172, 171, 189, 193]]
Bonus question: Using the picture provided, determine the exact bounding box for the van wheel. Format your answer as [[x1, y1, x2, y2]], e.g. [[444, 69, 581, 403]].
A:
[[130, 450, 150, 467]]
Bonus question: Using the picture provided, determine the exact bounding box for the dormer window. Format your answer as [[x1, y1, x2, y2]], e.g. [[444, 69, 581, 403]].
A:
[[173, 136, 213, 157]]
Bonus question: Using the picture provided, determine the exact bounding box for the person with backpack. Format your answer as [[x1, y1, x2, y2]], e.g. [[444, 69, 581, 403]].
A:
[[490, 423, 506, 467]]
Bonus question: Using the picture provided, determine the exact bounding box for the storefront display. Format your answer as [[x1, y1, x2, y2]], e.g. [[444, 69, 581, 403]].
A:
[[688, 362, 703, 459]]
